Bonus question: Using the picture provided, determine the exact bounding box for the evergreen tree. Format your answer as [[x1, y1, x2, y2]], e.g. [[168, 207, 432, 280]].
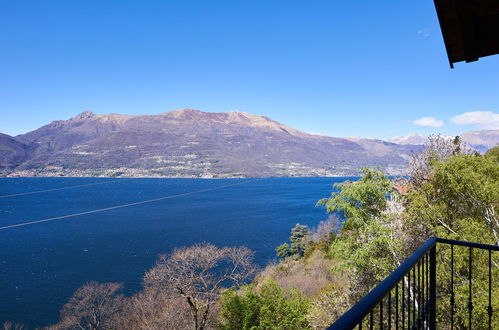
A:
[[289, 224, 309, 257]]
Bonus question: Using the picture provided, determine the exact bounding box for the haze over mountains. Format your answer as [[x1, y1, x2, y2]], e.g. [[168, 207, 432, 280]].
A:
[[388, 129, 499, 153], [389, 130, 499, 153], [0, 109, 496, 178]]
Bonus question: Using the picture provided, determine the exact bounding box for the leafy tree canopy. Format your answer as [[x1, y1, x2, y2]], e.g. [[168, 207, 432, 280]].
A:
[[317, 167, 392, 229], [218, 279, 310, 330]]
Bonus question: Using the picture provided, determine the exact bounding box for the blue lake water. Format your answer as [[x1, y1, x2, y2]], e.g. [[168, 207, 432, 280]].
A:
[[0, 177, 350, 328]]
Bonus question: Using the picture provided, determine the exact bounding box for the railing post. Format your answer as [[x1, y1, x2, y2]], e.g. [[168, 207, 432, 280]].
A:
[[429, 245, 437, 330]]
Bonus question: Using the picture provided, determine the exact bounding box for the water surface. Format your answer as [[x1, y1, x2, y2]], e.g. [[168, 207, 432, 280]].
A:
[[0, 177, 349, 327]]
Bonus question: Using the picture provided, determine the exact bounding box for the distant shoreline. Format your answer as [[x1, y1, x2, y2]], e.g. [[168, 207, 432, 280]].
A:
[[1, 174, 361, 179], [1, 167, 378, 179]]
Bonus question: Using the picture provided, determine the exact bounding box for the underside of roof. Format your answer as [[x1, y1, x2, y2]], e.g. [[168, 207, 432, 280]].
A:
[[434, 0, 499, 67]]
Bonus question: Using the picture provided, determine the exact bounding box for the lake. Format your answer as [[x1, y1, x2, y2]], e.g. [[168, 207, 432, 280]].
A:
[[0, 177, 350, 328]]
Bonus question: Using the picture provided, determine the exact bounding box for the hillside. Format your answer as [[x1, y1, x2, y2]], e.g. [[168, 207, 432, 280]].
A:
[[2, 109, 421, 177], [0, 133, 33, 172]]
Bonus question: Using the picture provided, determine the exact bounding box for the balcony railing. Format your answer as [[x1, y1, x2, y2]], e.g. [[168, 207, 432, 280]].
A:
[[328, 237, 498, 329]]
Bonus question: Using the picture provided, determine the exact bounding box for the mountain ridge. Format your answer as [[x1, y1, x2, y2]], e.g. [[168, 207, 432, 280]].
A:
[[0, 109, 429, 177]]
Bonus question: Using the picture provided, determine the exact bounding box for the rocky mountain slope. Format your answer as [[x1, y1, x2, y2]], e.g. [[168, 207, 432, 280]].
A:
[[2, 109, 421, 177]]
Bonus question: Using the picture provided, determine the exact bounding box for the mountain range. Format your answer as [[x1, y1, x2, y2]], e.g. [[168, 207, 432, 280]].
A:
[[0, 109, 496, 178], [389, 130, 499, 153]]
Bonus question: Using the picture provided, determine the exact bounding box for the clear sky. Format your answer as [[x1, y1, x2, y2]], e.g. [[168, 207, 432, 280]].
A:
[[1, 0, 498, 139]]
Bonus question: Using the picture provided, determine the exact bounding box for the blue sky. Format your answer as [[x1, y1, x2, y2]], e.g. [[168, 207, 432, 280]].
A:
[[0, 0, 498, 139]]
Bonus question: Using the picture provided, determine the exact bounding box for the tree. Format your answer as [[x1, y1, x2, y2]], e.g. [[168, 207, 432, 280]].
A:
[[431, 154, 499, 244], [276, 224, 310, 259], [56, 282, 124, 330], [2, 322, 26, 330], [318, 168, 401, 299], [218, 286, 262, 330], [143, 243, 257, 330], [408, 134, 470, 189], [317, 167, 392, 229], [290, 224, 309, 257], [403, 151, 499, 328], [276, 243, 291, 259], [405, 153, 498, 246], [306, 283, 349, 329], [257, 279, 310, 330], [115, 287, 192, 329], [485, 145, 499, 162], [218, 279, 310, 330]]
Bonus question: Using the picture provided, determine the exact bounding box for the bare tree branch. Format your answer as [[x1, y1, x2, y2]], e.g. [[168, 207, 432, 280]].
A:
[[143, 243, 257, 330]]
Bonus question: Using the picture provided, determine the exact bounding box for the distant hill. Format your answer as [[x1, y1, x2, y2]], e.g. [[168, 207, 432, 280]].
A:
[[460, 130, 499, 153], [388, 134, 428, 145], [2, 109, 422, 177], [0, 133, 32, 171], [389, 130, 498, 153]]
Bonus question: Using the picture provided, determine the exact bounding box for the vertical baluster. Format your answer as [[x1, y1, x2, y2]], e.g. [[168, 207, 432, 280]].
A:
[[388, 290, 392, 330], [413, 264, 416, 327], [427, 252, 430, 325], [359, 318, 363, 330], [451, 244, 454, 329], [429, 244, 436, 330], [426, 253, 429, 321], [380, 298, 384, 330], [425, 257, 428, 328], [421, 254, 426, 328], [396, 283, 399, 330], [418, 260, 421, 328], [468, 247, 473, 329], [488, 249, 492, 330], [370, 309, 374, 330], [402, 275, 405, 329], [408, 270, 411, 327]]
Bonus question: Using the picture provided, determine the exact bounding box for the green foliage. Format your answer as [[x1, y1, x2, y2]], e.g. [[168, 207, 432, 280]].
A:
[[218, 286, 262, 330], [317, 167, 392, 228], [328, 216, 400, 299], [302, 237, 332, 259], [218, 279, 310, 330], [276, 243, 291, 259], [276, 223, 310, 259], [434, 243, 499, 328], [432, 154, 497, 218], [485, 145, 499, 162], [290, 224, 309, 257], [307, 283, 349, 329], [222, 151, 498, 329], [258, 279, 310, 330], [403, 152, 499, 328], [406, 153, 498, 245], [317, 168, 401, 298]]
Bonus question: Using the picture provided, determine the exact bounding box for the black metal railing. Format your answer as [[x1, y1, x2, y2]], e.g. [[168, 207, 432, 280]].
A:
[[328, 237, 498, 329]]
